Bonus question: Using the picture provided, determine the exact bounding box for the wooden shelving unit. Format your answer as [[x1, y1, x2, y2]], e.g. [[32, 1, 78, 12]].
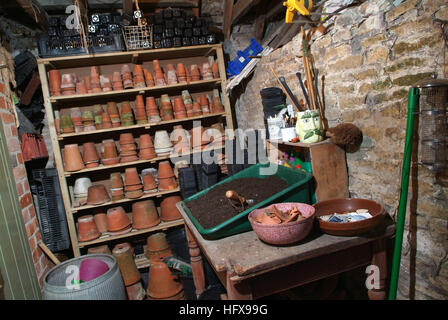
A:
[[37, 44, 234, 257]]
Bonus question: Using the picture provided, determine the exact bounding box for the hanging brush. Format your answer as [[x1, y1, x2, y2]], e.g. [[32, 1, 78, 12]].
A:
[[325, 123, 363, 147]]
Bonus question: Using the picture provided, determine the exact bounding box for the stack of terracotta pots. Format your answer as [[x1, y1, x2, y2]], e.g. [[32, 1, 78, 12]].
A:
[[87, 244, 112, 255], [208, 123, 226, 147], [76, 80, 87, 95], [190, 64, 200, 82], [107, 102, 121, 127], [157, 161, 178, 191], [144, 69, 155, 87], [177, 63, 187, 83], [63, 144, 85, 171], [101, 110, 112, 129], [71, 108, 83, 132], [191, 101, 203, 117], [159, 94, 174, 121], [145, 232, 172, 262], [173, 97, 187, 119], [100, 75, 112, 92], [133, 64, 146, 88], [61, 74, 76, 95], [211, 89, 225, 113], [90, 67, 102, 93], [124, 167, 143, 199], [112, 72, 123, 91], [119, 133, 138, 163], [110, 172, 125, 201], [134, 95, 148, 124], [82, 110, 95, 132], [82, 142, 100, 168], [139, 134, 156, 160], [49, 70, 61, 96], [101, 140, 120, 165], [181, 90, 194, 117], [87, 184, 111, 205], [77, 215, 101, 242], [212, 61, 220, 79], [145, 97, 161, 123], [93, 211, 108, 235], [153, 60, 166, 86], [141, 169, 157, 193], [121, 65, 134, 89], [132, 200, 160, 230], [199, 94, 210, 115], [73, 177, 92, 206], [160, 195, 183, 221], [93, 105, 103, 129], [120, 101, 135, 126], [191, 126, 211, 151], [84, 76, 92, 93], [154, 130, 173, 156], [166, 64, 178, 85], [201, 62, 213, 80], [171, 125, 190, 154], [107, 206, 132, 235], [147, 261, 184, 300], [61, 115, 74, 133]]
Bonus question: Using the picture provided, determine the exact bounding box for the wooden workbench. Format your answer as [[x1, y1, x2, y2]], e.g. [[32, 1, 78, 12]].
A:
[[177, 202, 395, 300]]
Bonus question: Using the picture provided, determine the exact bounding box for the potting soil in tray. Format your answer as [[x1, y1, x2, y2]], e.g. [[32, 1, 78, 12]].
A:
[[185, 176, 289, 229]]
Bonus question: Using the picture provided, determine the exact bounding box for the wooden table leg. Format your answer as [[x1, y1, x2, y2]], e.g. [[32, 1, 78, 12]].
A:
[[226, 272, 253, 300], [368, 238, 388, 300], [185, 225, 206, 298]]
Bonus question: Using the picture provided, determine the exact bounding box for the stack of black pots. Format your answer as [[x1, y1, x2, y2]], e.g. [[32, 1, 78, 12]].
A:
[[260, 87, 286, 139]]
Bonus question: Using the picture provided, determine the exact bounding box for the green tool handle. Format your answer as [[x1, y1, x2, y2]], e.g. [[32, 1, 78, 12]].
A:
[[388, 87, 419, 300]]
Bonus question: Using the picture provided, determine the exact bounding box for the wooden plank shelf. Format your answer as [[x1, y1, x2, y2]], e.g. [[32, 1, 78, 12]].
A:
[[71, 188, 180, 213], [58, 112, 226, 140], [77, 219, 184, 248], [64, 144, 226, 177], [267, 139, 331, 148], [50, 79, 221, 106]]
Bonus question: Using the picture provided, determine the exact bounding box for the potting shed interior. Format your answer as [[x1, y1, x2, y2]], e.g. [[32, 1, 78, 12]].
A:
[[0, 0, 446, 301]]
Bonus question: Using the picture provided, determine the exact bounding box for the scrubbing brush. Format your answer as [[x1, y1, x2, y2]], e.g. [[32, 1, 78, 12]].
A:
[[325, 123, 363, 147]]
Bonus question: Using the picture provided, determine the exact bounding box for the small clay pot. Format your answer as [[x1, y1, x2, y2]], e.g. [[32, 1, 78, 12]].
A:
[[154, 130, 173, 150], [166, 69, 178, 85], [160, 195, 183, 221], [126, 282, 146, 300], [190, 65, 200, 81], [144, 69, 155, 87], [112, 71, 123, 90], [212, 62, 220, 79], [102, 140, 119, 162], [142, 173, 157, 191], [124, 167, 141, 186], [121, 155, 139, 163], [139, 148, 157, 160], [119, 132, 135, 145], [87, 245, 111, 255], [77, 215, 101, 242], [77, 81, 89, 95], [63, 144, 85, 172], [61, 115, 74, 133], [87, 185, 110, 205], [121, 65, 134, 89], [107, 206, 131, 232], [49, 70, 61, 96], [201, 62, 213, 80], [173, 97, 186, 112], [74, 177, 92, 199], [112, 243, 141, 286], [158, 161, 175, 179], [139, 134, 154, 149], [84, 76, 92, 93], [147, 261, 183, 299], [61, 74, 76, 95], [93, 212, 108, 234], [132, 200, 160, 230], [146, 232, 169, 252], [158, 177, 178, 191], [82, 142, 100, 165], [110, 172, 124, 189], [100, 75, 112, 92]]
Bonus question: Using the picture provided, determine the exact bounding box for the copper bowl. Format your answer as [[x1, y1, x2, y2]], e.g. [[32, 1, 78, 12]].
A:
[[313, 198, 387, 236]]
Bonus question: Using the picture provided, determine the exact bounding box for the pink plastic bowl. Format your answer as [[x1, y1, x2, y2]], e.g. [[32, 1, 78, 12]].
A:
[[79, 258, 110, 282], [248, 203, 316, 245]]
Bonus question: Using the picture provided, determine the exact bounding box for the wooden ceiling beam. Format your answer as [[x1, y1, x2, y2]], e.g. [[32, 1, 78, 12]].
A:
[[231, 0, 260, 25], [1, 0, 49, 30]]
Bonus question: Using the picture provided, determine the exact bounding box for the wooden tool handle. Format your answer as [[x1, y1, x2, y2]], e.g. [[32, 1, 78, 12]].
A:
[[226, 190, 245, 203]]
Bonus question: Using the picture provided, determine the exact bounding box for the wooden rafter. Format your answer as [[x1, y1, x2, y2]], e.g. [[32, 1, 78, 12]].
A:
[[0, 0, 49, 30]]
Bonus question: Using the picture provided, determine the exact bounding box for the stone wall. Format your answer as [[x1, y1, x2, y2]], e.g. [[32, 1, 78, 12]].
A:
[[231, 0, 448, 299]]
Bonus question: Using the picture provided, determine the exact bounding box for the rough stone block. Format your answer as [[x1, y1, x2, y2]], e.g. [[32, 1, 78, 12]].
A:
[[365, 46, 389, 64], [385, 0, 419, 22]]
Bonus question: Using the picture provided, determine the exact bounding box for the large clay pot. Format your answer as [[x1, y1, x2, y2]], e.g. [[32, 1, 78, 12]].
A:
[[132, 200, 160, 229], [176, 63, 186, 83], [102, 141, 119, 165], [142, 172, 157, 191], [77, 215, 101, 242], [49, 70, 61, 96], [147, 261, 183, 299], [63, 144, 85, 172], [160, 195, 183, 221], [107, 207, 131, 232], [112, 243, 141, 286], [87, 185, 110, 205], [93, 212, 108, 234]]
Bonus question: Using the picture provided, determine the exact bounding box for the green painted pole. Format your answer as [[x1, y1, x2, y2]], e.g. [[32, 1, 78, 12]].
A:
[[388, 87, 419, 300]]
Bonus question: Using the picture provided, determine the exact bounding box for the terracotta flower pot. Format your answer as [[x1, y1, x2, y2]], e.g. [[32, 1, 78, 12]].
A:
[[201, 62, 213, 80], [49, 70, 61, 96], [158, 161, 175, 179], [112, 243, 141, 286], [139, 134, 154, 149], [102, 140, 119, 162], [119, 132, 135, 145], [212, 62, 220, 79], [61, 115, 74, 133], [144, 69, 155, 87], [63, 144, 85, 172], [61, 74, 76, 95], [154, 130, 173, 149], [147, 261, 183, 299], [84, 76, 92, 93], [77, 215, 101, 242], [158, 177, 178, 191], [140, 148, 157, 160], [93, 212, 108, 234], [154, 69, 166, 86], [166, 68, 178, 85], [190, 64, 200, 81], [74, 177, 92, 199], [82, 142, 100, 166], [126, 281, 146, 300], [112, 71, 123, 90], [142, 172, 157, 191], [107, 206, 131, 232], [121, 64, 134, 89], [100, 75, 112, 92], [146, 232, 170, 252], [124, 167, 141, 186], [87, 245, 111, 255], [76, 80, 87, 95], [87, 185, 110, 205], [132, 200, 160, 230], [160, 195, 183, 221], [173, 97, 186, 112], [110, 172, 124, 189]]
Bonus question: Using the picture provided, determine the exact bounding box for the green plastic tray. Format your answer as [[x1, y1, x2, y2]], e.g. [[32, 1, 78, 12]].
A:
[[180, 163, 314, 240]]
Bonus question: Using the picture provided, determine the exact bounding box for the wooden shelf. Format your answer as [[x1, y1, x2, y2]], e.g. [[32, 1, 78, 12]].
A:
[[58, 112, 226, 140], [50, 79, 221, 106], [267, 139, 331, 148], [64, 144, 226, 177], [71, 188, 180, 213], [77, 219, 184, 248]]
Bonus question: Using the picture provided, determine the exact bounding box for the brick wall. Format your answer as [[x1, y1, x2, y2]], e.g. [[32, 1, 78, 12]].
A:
[[232, 0, 448, 299], [0, 48, 53, 290]]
